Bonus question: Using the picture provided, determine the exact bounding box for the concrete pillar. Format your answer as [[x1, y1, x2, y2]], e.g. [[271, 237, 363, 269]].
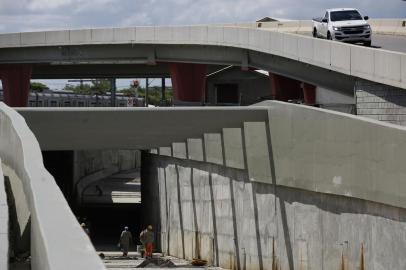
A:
[[161, 77, 166, 106], [110, 78, 116, 107], [268, 72, 303, 102], [0, 64, 32, 107], [302, 82, 316, 105], [269, 72, 316, 105], [169, 63, 207, 104]]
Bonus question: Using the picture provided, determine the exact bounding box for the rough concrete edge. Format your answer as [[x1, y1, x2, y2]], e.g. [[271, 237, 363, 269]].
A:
[[0, 158, 8, 270], [0, 102, 105, 270]]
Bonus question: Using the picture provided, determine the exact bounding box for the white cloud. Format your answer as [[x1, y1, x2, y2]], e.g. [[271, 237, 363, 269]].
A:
[[28, 0, 73, 10]]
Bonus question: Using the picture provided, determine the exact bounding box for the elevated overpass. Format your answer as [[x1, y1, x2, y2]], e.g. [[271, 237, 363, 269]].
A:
[[0, 19, 405, 107]]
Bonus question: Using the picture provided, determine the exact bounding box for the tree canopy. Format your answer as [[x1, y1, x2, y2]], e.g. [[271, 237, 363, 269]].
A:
[[30, 82, 49, 92], [63, 79, 111, 95]]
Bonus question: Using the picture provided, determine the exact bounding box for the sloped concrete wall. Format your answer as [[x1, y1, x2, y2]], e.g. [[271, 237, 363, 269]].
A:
[[0, 103, 105, 270], [144, 153, 406, 270]]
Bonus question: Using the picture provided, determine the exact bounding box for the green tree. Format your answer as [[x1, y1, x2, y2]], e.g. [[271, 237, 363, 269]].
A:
[[63, 79, 111, 95], [30, 82, 49, 92]]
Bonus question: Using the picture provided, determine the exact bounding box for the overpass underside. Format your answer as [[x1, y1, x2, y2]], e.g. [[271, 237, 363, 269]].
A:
[[1, 43, 357, 95]]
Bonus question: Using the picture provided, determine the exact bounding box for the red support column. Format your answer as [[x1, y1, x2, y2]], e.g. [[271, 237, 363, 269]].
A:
[[268, 72, 303, 102], [169, 63, 207, 104], [0, 64, 32, 107], [302, 83, 316, 105]]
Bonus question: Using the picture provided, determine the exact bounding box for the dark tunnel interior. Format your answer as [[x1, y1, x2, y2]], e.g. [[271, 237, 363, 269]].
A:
[[42, 150, 146, 251]]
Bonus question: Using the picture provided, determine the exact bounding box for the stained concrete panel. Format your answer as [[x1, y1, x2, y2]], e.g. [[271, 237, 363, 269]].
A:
[[70, 29, 92, 44], [248, 29, 262, 50], [269, 31, 285, 56], [91, 28, 114, 43], [222, 128, 245, 169], [21, 32, 46, 45], [259, 30, 270, 53], [136, 27, 155, 42], [207, 27, 224, 44], [223, 27, 238, 46], [298, 36, 314, 63], [0, 33, 20, 47], [243, 122, 272, 184], [172, 142, 187, 159], [187, 138, 204, 162], [402, 54, 406, 89], [113, 27, 136, 41], [173, 26, 191, 42], [330, 42, 351, 73], [155, 27, 173, 42], [283, 34, 299, 60], [190, 26, 208, 44], [313, 38, 331, 68], [45, 31, 69, 45], [237, 27, 249, 47], [374, 50, 402, 83], [203, 133, 223, 165], [351, 46, 374, 80], [159, 146, 172, 157]]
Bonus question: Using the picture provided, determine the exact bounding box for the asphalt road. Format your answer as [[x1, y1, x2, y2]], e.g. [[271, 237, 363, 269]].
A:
[[371, 34, 406, 53], [302, 32, 406, 53]]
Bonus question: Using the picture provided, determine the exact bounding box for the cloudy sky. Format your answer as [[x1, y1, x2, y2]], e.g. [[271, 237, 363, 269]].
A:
[[0, 0, 405, 33]]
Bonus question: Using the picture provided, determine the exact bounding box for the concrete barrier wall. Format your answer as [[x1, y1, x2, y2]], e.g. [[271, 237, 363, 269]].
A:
[[140, 100, 406, 270], [145, 100, 406, 210], [0, 158, 8, 269], [0, 102, 105, 270], [0, 20, 404, 89], [144, 153, 406, 270], [264, 101, 406, 208]]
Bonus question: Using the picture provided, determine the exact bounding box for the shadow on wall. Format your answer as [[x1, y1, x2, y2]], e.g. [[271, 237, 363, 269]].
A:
[[4, 176, 31, 259], [143, 153, 406, 270]]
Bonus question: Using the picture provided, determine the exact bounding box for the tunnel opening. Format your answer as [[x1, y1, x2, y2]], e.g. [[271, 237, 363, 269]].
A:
[[42, 150, 74, 205], [42, 149, 149, 252]]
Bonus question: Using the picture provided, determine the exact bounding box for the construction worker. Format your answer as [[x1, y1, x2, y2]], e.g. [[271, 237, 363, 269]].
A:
[[140, 225, 154, 258], [119, 226, 133, 257]]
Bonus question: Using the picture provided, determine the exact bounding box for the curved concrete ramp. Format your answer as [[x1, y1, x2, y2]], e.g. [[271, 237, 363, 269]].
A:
[[0, 102, 105, 270]]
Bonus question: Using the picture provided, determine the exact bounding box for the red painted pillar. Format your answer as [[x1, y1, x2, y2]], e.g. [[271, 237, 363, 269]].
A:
[[268, 72, 303, 102], [0, 64, 32, 107], [302, 83, 316, 105], [169, 63, 207, 104]]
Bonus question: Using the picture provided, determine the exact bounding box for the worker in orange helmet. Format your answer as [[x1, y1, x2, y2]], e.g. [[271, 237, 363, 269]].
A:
[[140, 225, 154, 258]]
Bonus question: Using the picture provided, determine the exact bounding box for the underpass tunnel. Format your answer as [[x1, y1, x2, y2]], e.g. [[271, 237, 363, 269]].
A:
[[42, 149, 151, 252]]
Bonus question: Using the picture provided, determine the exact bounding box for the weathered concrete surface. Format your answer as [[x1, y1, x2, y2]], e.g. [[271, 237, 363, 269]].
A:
[[143, 153, 406, 270], [2, 165, 30, 257], [0, 159, 8, 269], [356, 79, 406, 126], [74, 149, 141, 203], [17, 107, 268, 150], [0, 102, 105, 270]]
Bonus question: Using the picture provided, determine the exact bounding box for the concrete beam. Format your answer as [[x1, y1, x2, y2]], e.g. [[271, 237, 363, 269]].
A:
[[17, 107, 269, 150]]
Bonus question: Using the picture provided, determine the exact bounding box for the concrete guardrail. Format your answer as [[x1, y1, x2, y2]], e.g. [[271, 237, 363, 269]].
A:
[[0, 102, 105, 270]]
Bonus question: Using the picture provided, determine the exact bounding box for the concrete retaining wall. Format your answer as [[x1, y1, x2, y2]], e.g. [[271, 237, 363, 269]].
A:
[[144, 153, 406, 270], [140, 100, 406, 269], [0, 102, 105, 270], [356, 79, 406, 126], [0, 159, 8, 269]]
